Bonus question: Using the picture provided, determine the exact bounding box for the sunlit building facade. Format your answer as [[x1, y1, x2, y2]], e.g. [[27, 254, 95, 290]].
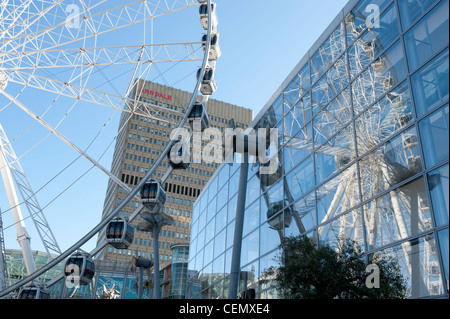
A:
[[187, 0, 449, 299], [97, 80, 252, 267]]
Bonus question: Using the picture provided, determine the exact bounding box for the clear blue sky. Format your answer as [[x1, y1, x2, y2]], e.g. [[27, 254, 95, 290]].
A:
[[0, 0, 348, 255]]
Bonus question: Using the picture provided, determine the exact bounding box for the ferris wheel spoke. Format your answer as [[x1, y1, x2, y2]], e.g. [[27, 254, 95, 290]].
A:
[[3, 68, 183, 125], [0, 88, 141, 197], [2, 42, 203, 70], [0, 0, 67, 52], [1, 0, 199, 56]]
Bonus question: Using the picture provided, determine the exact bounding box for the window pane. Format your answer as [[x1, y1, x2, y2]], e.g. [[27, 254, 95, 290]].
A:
[[285, 192, 316, 237], [373, 235, 444, 298], [428, 164, 449, 226], [352, 40, 407, 113], [318, 209, 365, 251], [283, 121, 313, 173], [244, 199, 260, 237], [345, 0, 392, 46], [355, 81, 413, 155], [404, 0, 449, 71], [213, 229, 226, 259], [311, 23, 346, 84], [412, 48, 449, 117], [312, 55, 349, 112], [398, 0, 440, 30], [245, 175, 260, 208], [314, 88, 352, 146], [438, 229, 449, 291], [260, 222, 281, 256], [359, 126, 423, 202], [419, 104, 449, 168], [315, 124, 355, 185], [316, 163, 359, 224], [215, 204, 228, 234], [241, 229, 259, 267], [363, 177, 432, 250], [216, 183, 228, 212], [348, 3, 400, 79], [285, 156, 314, 200]]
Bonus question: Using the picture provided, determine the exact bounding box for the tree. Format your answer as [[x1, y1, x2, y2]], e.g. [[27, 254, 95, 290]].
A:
[[266, 235, 407, 299]]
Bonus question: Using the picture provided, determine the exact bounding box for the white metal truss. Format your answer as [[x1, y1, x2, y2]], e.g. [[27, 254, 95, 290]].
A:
[[0, 123, 61, 258], [0, 206, 8, 290], [1, 42, 203, 69], [0, 129, 36, 276], [0, 0, 216, 299], [2, 68, 184, 123]]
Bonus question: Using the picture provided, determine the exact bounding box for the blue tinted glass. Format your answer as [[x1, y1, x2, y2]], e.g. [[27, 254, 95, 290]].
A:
[[311, 23, 346, 84], [352, 40, 407, 112], [404, 0, 449, 71], [428, 164, 449, 226], [398, 0, 440, 30], [348, 4, 400, 79], [411, 48, 449, 116], [285, 156, 314, 200], [345, 0, 392, 46], [438, 229, 449, 289], [419, 104, 449, 168]]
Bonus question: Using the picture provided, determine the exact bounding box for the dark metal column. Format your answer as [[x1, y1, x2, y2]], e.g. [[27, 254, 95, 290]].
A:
[[228, 152, 249, 299]]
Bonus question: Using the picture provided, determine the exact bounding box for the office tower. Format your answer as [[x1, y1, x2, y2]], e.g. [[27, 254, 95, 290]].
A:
[[98, 79, 253, 267]]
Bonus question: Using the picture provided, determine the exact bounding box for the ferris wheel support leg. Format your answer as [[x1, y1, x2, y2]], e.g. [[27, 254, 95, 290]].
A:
[[0, 0, 215, 299], [0, 142, 37, 276]]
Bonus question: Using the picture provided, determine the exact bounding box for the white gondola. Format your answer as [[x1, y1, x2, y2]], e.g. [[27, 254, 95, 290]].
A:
[[167, 139, 190, 169], [202, 33, 222, 61], [106, 217, 135, 249], [188, 101, 210, 132], [18, 285, 51, 299], [140, 180, 166, 212], [199, 2, 218, 30], [197, 66, 217, 96], [64, 251, 95, 285]]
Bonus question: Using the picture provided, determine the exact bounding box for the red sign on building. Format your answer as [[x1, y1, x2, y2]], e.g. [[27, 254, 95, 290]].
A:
[[141, 88, 172, 101]]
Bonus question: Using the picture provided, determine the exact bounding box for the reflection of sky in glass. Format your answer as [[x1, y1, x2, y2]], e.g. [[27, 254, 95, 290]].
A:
[[187, 0, 449, 300]]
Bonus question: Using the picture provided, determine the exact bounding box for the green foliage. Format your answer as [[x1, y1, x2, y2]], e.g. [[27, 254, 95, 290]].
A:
[[266, 235, 407, 299]]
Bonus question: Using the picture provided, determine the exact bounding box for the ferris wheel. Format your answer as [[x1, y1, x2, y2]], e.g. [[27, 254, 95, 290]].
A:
[[0, 0, 219, 299]]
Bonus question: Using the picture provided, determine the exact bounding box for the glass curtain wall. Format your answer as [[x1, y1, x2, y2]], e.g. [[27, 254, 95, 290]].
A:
[[187, 0, 449, 299]]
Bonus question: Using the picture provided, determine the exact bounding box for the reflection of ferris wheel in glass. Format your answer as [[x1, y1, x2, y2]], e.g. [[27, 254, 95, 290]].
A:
[[0, 0, 219, 299], [254, 11, 440, 297]]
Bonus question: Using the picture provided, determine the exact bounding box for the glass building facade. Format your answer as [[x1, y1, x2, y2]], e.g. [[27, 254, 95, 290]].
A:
[[187, 0, 449, 299]]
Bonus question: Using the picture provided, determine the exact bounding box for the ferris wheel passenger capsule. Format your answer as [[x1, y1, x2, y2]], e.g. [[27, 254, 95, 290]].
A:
[[168, 139, 191, 169], [188, 101, 210, 132], [202, 33, 222, 61], [18, 285, 51, 299], [197, 66, 217, 96], [64, 251, 95, 285], [106, 217, 135, 249], [140, 180, 166, 211], [199, 2, 218, 30]]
